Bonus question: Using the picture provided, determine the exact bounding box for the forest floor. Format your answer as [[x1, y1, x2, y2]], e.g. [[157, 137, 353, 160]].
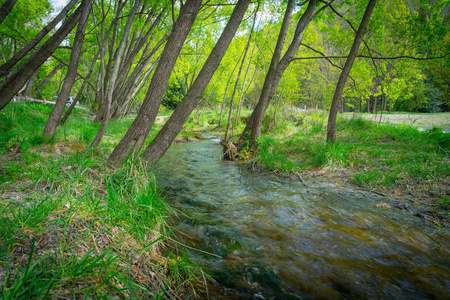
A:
[[179, 108, 450, 228]]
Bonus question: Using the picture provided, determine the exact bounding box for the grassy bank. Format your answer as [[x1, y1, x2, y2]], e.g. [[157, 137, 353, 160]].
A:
[[247, 110, 450, 221], [0, 103, 206, 298], [153, 107, 450, 224]]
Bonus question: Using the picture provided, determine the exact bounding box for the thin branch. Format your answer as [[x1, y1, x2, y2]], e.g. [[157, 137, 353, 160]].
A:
[[291, 52, 450, 61], [310, 0, 335, 20], [437, 141, 449, 160], [299, 43, 361, 95], [51, 55, 96, 91]]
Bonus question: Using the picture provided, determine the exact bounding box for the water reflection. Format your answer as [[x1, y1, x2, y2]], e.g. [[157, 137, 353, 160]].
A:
[[157, 139, 450, 299]]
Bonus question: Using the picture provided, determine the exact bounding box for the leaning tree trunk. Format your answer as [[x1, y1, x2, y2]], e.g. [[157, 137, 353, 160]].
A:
[[141, 0, 251, 164], [43, 0, 91, 138], [111, 34, 167, 118], [0, 0, 78, 77], [246, 0, 319, 148], [113, 11, 164, 100], [326, 0, 377, 146], [108, 0, 203, 167], [23, 68, 39, 98], [0, 0, 17, 27], [60, 50, 100, 125], [36, 63, 63, 97], [93, 0, 128, 124], [90, 0, 142, 148], [218, 55, 242, 127], [236, 0, 296, 148], [0, 2, 83, 112], [224, 2, 259, 144], [235, 40, 257, 124]]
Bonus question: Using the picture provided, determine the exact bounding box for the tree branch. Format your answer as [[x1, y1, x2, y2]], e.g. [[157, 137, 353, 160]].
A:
[[51, 55, 96, 91], [291, 52, 450, 61]]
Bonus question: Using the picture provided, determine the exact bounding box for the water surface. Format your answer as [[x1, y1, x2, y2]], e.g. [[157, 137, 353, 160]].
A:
[[158, 138, 450, 299]]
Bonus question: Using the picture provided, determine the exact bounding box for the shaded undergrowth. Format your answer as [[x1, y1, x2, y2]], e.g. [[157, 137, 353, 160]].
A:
[[0, 103, 207, 298]]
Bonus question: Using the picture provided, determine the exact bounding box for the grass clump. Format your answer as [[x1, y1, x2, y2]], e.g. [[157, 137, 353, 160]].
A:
[[253, 110, 450, 198], [0, 102, 207, 298]]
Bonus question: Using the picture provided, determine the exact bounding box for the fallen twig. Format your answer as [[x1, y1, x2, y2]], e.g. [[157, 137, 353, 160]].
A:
[[437, 141, 449, 160], [297, 173, 307, 187]]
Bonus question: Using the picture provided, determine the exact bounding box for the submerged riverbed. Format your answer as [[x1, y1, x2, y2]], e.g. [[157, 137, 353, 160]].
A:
[[157, 137, 450, 299]]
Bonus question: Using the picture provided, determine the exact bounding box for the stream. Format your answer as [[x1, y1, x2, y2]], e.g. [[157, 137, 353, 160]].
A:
[[157, 136, 450, 299]]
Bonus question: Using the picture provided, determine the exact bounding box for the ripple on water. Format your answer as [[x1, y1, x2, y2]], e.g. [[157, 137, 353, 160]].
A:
[[158, 139, 450, 299]]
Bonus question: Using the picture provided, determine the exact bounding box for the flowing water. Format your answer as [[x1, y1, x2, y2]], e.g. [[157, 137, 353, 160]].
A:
[[157, 137, 450, 299]]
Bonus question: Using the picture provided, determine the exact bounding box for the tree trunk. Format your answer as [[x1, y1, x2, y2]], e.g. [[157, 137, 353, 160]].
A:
[[247, 0, 318, 148], [93, 0, 128, 124], [0, 0, 17, 27], [373, 96, 377, 114], [36, 63, 63, 97], [108, 0, 203, 166], [326, 0, 377, 146], [141, 0, 251, 164], [218, 54, 242, 127], [90, 0, 142, 148], [23, 68, 39, 98], [224, 2, 259, 143], [0, 0, 78, 77], [195, 66, 227, 120], [111, 34, 167, 118], [42, 0, 91, 138], [235, 0, 295, 147], [235, 43, 256, 124], [0, 2, 83, 112], [236, 63, 257, 123], [113, 11, 164, 99], [60, 50, 100, 125]]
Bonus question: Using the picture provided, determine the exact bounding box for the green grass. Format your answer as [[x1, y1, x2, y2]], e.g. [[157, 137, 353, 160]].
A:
[[341, 111, 450, 129], [0, 103, 207, 298], [252, 110, 450, 198], [176, 107, 253, 140]]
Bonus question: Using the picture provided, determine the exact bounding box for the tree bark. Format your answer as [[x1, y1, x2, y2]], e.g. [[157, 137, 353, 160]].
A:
[[111, 35, 167, 118], [93, 0, 129, 123], [90, 0, 142, 148], [326, 0, 377, 146], [224, 2, 259, 143], [218, 53, 242, 127], [42, 0, 91, 138], [246, 0, 319, 148], [60, 50, 100, 125], [236, 0, 296, 148], [0, 2, 83, 112], [236, 61, 256, 122], [23, 68, 39, 98], [108, 0, 203, 166], [141, 0, 251, 164], [113, 11, 164, 99], [36, 63, 63, 97], [0, 0, 17, 27], [0, 0, 78, 77]]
